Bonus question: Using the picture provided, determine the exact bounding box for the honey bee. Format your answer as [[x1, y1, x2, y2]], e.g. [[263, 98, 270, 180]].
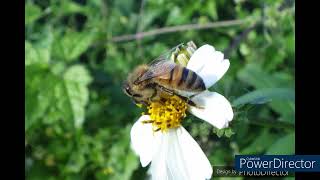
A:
[[122, 42, 205, 107]]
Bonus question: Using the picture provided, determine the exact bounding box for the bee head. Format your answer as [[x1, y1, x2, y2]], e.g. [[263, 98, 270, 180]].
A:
[[122, 80, 148, 106]]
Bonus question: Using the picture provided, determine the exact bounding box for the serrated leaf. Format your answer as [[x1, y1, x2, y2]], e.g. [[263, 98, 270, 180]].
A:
[[232, 88, 295, 107], [224, 128, 235, 138], [212, 127, 235, 138], [26, 64, 92, 129], [52, 31, 94, 62], [64, 65, 92, 84], [266, 133, 295, 155], [213, 128, 225, 138], [63, 65, 92, 128], [25, 2, 42, 25]]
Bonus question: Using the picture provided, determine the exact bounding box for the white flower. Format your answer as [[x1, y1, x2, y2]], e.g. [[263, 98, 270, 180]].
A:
[[130, 44, 234, 180]]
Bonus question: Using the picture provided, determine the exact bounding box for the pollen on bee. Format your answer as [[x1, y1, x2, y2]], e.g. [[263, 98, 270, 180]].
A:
[[145, 95, 188, 132]]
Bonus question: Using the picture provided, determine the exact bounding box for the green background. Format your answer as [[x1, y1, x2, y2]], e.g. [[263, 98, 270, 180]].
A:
[[25, 0, 295, 179]]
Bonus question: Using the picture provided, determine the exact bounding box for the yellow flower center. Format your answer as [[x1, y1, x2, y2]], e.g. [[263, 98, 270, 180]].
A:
[[142, 95, 188, 132]]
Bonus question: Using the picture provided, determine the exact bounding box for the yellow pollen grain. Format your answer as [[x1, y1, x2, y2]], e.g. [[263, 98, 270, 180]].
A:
[[145, 95, 187, 132]]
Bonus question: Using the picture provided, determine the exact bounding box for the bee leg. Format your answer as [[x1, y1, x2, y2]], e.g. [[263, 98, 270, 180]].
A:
[[148, 88, 161, 102], [158, 86, 174, 96], [187, 99, 205, 109], [148, 89, 170, 106], [176, 94, 205, 109]]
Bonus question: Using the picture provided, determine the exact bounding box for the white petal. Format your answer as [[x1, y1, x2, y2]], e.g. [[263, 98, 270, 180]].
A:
[[130, 115, 162, 167], [187, 44, 230, 88], [147, 134, 170, 180], [169, 127, 213, 180], [148, 127, 213, 180], [187, 45, 215, 74], [189, 91, 233, 129]]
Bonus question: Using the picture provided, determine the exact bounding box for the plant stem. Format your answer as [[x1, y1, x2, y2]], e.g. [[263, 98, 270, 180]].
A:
[[111, 19, 247, 43]]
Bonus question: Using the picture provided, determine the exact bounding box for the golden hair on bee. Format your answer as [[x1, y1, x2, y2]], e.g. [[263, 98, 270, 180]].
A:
[[123, 64, 156, 106], [122, 41, 205, 107], [128, 65, 149, 85]]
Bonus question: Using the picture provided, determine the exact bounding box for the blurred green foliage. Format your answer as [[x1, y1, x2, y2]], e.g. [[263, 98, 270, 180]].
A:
[[25, 0, 295, 179]]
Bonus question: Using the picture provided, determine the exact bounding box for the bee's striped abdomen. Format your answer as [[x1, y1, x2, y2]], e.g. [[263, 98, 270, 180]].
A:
[[178, 68, 189, 86], [169, 66, 205, 92], [190, 73, 206, 91], [187, 72, 198, 88], [187, 69, 206, 91]]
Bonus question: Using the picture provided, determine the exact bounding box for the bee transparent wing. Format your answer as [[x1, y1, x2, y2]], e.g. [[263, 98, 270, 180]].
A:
[[135, 43, 184, 83], [149, 43, 184, 65], [136, 59, 176, 83]]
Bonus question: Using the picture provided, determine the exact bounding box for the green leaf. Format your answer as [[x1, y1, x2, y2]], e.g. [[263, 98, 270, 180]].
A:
[[240, 129, 277, 154], [64, 149, 86, 173], [63, 65, 92, 128], [64, 65, 92, 84], [105, 126, 139, 180], [212, 127, 235, 138], [61, 1, 85, 14], [206, 1, 218, 20], [51, 0, 86, 16], [236, 64, 295, 121], [25, 67, 51, 131], [224, 128, 235, 138], [244, 118, 295, 130], [26, 64, 92, 130], [270, 101, 295, 123], [237, 63, 294, 88], [232, 88, 295, 107], [213, 128, 224, 138], [25, 2, 42, 25], [166, 7, 184, 25], [266, 133, 295, 155], [25, 41, 50, 67], [52, 31, 94, 62]]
